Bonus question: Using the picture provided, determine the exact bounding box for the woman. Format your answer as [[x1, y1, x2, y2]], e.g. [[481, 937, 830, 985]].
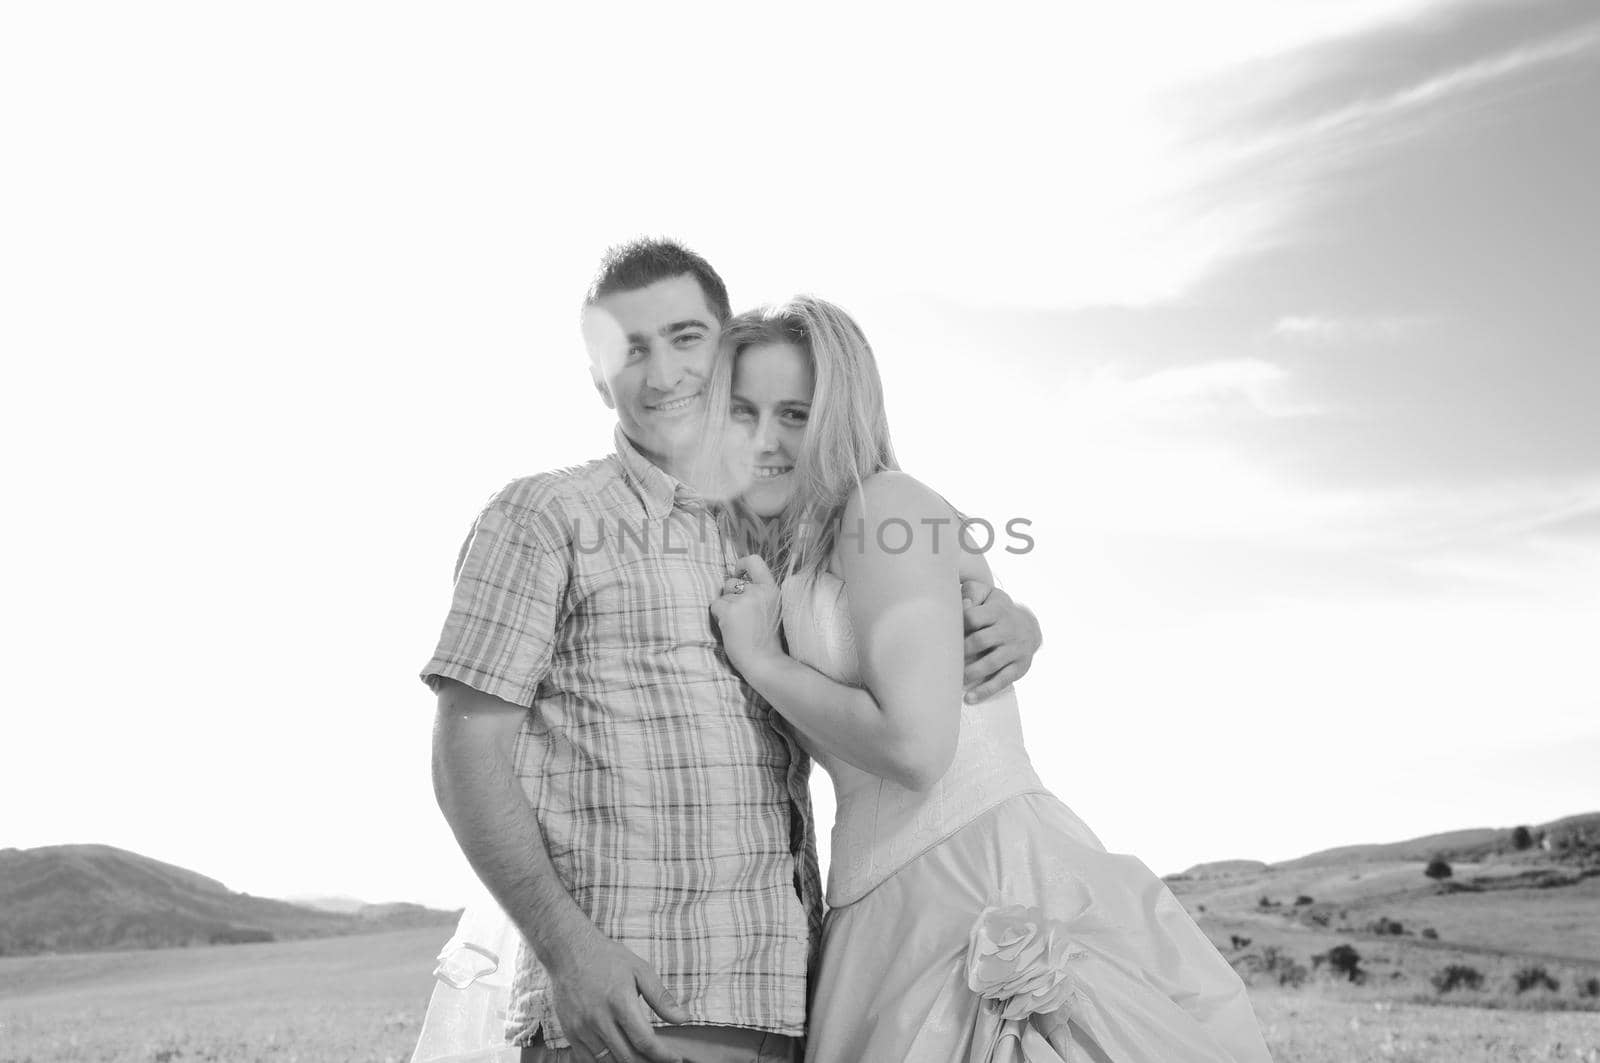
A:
[[702, 296, 1273, 1062]]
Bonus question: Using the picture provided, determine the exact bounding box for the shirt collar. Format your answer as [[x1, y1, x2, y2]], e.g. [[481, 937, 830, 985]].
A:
[[613, 425, 700, 519]]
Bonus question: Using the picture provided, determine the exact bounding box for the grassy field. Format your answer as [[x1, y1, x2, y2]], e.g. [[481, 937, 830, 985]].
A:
[[0, 929, 440, 1063], [1250, 985, 1600, 1062], [3, 928, 1599, 1062]]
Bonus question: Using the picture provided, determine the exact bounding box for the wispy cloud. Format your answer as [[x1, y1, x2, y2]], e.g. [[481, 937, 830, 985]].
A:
[[1350, 26, 1600, 122], [1354, 479, 1600, 553], [1271, 314, 1422, 343], [1178, 21, 1600, 265], [1095, 358, 1317, 420], [1531, 504, 1600, 541]]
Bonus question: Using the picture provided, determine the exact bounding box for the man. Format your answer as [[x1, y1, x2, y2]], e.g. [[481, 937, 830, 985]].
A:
[[424, 239, 1041, 1063]]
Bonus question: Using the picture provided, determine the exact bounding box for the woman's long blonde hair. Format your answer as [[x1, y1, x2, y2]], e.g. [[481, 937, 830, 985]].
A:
[[693, 295, 899, 581]]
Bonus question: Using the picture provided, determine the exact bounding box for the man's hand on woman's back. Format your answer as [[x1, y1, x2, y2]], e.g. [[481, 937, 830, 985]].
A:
[[959, 581, 1043, 703]]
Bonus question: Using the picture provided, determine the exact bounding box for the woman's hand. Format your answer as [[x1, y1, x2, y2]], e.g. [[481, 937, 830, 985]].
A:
[[710, 554, 785, 677]]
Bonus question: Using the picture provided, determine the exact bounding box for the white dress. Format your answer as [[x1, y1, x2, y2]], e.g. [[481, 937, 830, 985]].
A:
[[783, 570, 1274, 1063]]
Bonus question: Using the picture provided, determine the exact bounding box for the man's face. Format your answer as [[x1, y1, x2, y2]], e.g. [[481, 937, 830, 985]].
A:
[[584, 274, 721, 473]]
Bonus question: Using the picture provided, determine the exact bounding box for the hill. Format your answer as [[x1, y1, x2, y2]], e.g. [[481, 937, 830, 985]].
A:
[[1177, 813, 1600, 879], [1162, 811, 1600, 1009], [1274, 812, 1600, 870], [0, 844, 459, 956]]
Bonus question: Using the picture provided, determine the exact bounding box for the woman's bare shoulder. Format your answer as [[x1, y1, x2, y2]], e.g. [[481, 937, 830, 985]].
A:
[[841, 469, 950, 523]]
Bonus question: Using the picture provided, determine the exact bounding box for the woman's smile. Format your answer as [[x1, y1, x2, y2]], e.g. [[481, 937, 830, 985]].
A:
[[728, 340, 814, 517]]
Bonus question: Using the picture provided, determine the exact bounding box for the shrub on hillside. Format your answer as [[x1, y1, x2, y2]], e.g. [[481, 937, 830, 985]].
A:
[[1578, 976, 1600, 999], [1293, 895, 1314, 906], [1431, 964, 1484, 994], [1259, 946, 1308, 989], [1421, 927, 1439, 940], [1425, 858, 1453, 881], [1324, 944, 1364, 983], [1368, 915, 1405, 936], [1513, 965, 1560, 994], [1511, 825, 1534, 850]]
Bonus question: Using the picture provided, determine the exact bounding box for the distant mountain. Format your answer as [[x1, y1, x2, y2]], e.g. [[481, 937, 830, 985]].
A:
[[1272, 812, 1600, 870], [285, 894, 368, 914], [1177, 812, 1600, 878], [282, 895, 453, 925], [0, 845, 460, 957], [1180, 859, 1270, 879]]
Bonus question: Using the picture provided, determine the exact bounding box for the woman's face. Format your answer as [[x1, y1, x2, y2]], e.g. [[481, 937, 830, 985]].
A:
[[728, 341, 814, 518]]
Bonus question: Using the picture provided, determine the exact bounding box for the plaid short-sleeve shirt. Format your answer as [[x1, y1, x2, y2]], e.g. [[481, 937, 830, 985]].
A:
[[422, 427, 822, 1049]]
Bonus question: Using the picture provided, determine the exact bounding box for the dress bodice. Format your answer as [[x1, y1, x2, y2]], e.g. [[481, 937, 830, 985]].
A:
[[781, 570, 1050, 906]]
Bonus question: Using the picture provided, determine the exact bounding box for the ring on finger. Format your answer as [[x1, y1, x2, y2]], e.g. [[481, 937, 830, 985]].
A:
[[731, 580, 748, 594]]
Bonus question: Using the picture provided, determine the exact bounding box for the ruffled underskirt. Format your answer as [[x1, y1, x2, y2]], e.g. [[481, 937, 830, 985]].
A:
[[410, 886, 523, 1063]]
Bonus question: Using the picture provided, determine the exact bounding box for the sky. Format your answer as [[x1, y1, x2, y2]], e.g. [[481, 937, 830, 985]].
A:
[[1, 0, 1596, 910]]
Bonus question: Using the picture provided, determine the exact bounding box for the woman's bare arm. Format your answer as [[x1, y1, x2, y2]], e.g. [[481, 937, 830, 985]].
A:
[[725, 472, 964, 790]]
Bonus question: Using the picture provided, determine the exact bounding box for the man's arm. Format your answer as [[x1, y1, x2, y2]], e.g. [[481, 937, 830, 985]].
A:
[[431, 677, 687, 1063], [948, 518, 1044, 703], [959, 581, 1043, 703]]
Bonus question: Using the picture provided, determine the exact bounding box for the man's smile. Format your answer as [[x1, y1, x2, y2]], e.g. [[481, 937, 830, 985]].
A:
[[644, 391, 703, 414]]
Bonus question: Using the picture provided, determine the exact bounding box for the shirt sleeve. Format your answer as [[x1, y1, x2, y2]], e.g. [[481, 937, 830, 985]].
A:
[[420, 502, 568, 709]]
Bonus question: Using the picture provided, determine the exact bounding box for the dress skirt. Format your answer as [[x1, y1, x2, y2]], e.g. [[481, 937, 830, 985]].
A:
[[803, 794, 1273, 1063]]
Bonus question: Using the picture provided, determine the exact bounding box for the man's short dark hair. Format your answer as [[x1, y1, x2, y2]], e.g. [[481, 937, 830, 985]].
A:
[[585, 238, 732, 324]]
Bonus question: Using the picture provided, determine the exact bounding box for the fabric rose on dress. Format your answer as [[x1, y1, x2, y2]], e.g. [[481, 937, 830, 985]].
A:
[[966, 904, 1087, 1021]]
